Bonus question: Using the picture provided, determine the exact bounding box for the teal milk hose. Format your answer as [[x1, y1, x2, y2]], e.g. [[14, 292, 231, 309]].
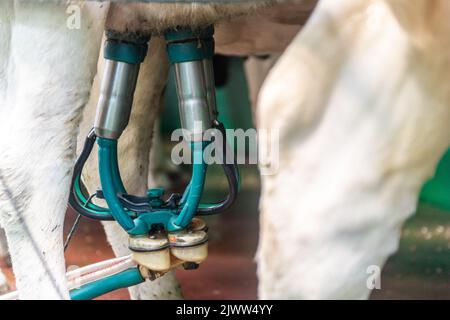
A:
[[98, 137, 135, 231], [174, 142, 207, 228], [110, 140, 127, 194]]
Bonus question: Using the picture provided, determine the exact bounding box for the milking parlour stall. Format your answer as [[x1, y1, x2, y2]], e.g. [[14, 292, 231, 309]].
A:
[[0, 0, 449, 311]]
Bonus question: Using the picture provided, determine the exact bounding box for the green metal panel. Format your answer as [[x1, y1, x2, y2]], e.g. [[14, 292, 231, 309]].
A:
[[420, 148, 450, 211]]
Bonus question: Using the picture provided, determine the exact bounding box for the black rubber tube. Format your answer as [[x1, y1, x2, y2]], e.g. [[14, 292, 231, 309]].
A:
[[196, 121, 239, 215], [68, 129, 116, 221]]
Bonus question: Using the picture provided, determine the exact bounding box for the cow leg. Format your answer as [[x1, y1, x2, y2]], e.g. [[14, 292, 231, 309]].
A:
[[0, 2, 12, 290], [0, 1, 106, 299], [244, 55, 280, 125], [257, 0, 450, 299], [80, 37, 182, 300]]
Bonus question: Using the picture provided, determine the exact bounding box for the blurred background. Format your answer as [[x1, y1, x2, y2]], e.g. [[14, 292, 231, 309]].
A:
[[1, 56, 449, 299]]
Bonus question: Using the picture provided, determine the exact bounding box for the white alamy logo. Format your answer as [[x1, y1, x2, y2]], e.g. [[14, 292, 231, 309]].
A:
[[366, 265, 381, 290], [170, 121, 279, 176], [66, 4, 81, 30]]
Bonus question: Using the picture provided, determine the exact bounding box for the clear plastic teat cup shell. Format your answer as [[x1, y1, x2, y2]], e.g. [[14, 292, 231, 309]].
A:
[[168, 218, 209, 264], [129, 231, 171, 271]]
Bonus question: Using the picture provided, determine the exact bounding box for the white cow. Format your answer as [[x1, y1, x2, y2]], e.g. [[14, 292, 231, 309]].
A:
[[0, 0, 449, 300], [0, 1, 108, 299], [257, 0, 450, 298]]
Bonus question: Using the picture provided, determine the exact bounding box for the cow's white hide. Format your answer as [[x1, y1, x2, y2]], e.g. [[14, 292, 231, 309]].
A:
[[244, 55, 281, 123], [0, 1, 108, 299], [0, 0, 12, 295], [257, 0, 450, 299]]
